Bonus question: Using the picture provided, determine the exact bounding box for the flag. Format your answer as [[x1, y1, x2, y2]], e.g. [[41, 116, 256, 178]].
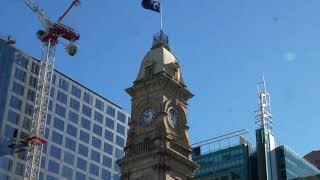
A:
[[142, 0, 160, 13]]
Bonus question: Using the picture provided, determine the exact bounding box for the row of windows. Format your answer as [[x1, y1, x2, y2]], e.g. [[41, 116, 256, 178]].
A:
[[0, 157, 25, 177]]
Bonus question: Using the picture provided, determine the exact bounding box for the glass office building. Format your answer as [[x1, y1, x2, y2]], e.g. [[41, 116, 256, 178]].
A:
[[193, 143, 254, 180], [0, 39, 130, 180], [275, 146, 320, 180]]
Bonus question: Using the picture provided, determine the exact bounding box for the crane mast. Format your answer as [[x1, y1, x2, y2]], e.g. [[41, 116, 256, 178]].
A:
[[23, 0, 80, 179]]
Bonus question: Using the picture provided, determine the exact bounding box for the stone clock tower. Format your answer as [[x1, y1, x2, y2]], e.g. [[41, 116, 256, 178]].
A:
[[118, 32, 199, 180]]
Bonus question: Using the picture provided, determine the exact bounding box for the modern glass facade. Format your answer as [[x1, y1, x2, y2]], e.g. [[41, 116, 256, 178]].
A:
[[192, 144, 253, 180], [275, 146, 320, 180], [0, 39, 130, 180]]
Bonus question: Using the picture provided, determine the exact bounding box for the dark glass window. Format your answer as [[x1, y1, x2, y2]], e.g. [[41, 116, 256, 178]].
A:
[[27, 89, 36, 102], [68, 111, 79, 124], [65, 137, 76, 151], [92, 136, 101, 149], [15, 56, 28, 69], [78, 143, 89, 157], [103, 142, 113, 155], [105, 129, 114, 142], [116, 135, 125, 147], [116, 123, 126, 135], [58, 78, 69, 91], [48, 160, 60, 174], [115, 148, 124, 159], [62, 166, 73, 179], [24, 103, 34, 116], [15, 162, 24, 176], [83, 92, 92, 104], [76, 172, 86, 180], [91, 150, 101, 163], [50, 145, 61, 159], [70, 98, 80, 111], [95, 99, 104, 111], [4, 125, 17, 138], [82, 105, 92, 117], [106, 106, 115, 117], [10, 95, 22, 110], [64, 151, 74, 165], [0, 157, 12, 171], [102, 169, 111, 180], [67, 124, 77, 137], [28, 76, 38, 88], [52, 74, 56, 85], [12, 81, 24, 96], [51, 131, 63, 145], [40, 157, 46, 169], [57, 91, 67, 105], [77, 157, 87, 171], [31, 62, 40, 75], [89, 163, 99, 176], [47, 175, 58, 180], [53, 117, 65, 131], [18, 150, 27, 161], [106, 117, 114, 129], [79, 130, 90, 143], [55, 104, 66, 117], [102, 156, 112, 168], [94, 111, 103, 123], [46, 114, 51, 125], [117, 111, 126, 123], [71, 85, 81, 98], [22, 117, 31, 130], [7, 110, 20, 125], [14, 68, 26, 82], [93, 124, 102, 136], [50, 87, 55, 98], [48, 100, 53, 111], [81, 117, 91, 130]]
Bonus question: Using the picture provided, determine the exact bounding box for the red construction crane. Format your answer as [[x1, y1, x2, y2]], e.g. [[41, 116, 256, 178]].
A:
[[22, 1, 80, 179]]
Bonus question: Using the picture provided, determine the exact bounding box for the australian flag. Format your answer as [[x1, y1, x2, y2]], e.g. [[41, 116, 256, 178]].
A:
[[142, 0, 160, 13]]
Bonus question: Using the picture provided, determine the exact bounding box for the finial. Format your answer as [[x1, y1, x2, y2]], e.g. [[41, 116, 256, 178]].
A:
[[152, 30, 170, 51]]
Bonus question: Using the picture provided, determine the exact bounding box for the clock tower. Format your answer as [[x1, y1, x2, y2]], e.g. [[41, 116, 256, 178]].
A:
[[118, 32, 199, 180]]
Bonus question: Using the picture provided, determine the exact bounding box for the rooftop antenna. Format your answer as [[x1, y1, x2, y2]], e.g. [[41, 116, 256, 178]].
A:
[[255, 75, 273, 133]]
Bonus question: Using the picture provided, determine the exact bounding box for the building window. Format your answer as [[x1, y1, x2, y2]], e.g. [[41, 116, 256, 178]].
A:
[[102, 156, 112, 168], [51, 131, 63, 145], [94, 111, 103, 124], [62, 166, 73, 179], [0, 157, 12, 171], [40, 157, 46, 169], [79, 130, 90, 144], [93, 124, 102, 136], [70, 98, 80, 111], [27, 89, 36, 102], [48, 100, 53, 111], [10, 95, 22, 110], [15, 162, 24, 176], [115, 148, 124, 159], [65, 137, 76, 151], [71, 85, 81, 98], [4, 125, 17, 138], [18, 150, 27, 161], [105, 129, 114, 142], [28, 76, 38, 88], [48, 160, 60, 174], [12, 81, 24, 96], [92, 136, 101, 149], [64, 151, 75, 165], [15, 56, 28, 69], [103, 142, 113, 155], [50, 87, 55, 98], [116, 135, 125, 147], [47, 175, 58, 180], [102, 169, 111, 180], [67, 124, 78, 138], [89, 163, 99, 176], [58, 78, 69, 91], [106, 117, 114, 129], [106, 106, 115, 117], [14, 68, 26, 82], [95, 99, 104, 111], [57, 91, 68, 105], [24, 103, 34, 116], [117, 111, 126, 123], [76, 172, 86, 180], [77, 157, 87, 171], [52, 74, 56, 85], [68, 111, 79, 124], [116, 123, 126, 135], [53, 117, 65, 131], [55, 104, 66, 117], [91, 150, 101, 163], [82, 104, 92, 117], [78, 143, 89, 157], [22, 117, 31, 130], [7, 110, 20, 125], [145, 65, 153, 79], [81, 117, 91, 130], [31, 62, 40, 75], [83, 92, 92, 104], [50, 145, 62, 159]]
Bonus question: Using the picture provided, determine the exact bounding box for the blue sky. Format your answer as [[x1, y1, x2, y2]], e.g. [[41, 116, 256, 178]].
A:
[[1, 0, 320, 155]]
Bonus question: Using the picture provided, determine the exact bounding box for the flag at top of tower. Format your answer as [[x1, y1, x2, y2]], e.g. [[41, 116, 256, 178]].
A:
[[142, 0, 160, 13]]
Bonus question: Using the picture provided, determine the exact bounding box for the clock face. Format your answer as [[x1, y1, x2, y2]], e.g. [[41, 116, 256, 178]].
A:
[[169, 109, 179, 128], [140, 108, 156, 126]]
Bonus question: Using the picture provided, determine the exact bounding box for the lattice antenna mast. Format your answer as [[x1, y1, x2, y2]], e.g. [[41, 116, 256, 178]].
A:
[[23, 1, 80, 180], [255, 77, 273, 133]]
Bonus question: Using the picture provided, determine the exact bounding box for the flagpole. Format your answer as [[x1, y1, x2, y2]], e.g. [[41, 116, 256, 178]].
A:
[[160, 0, 163, 31]]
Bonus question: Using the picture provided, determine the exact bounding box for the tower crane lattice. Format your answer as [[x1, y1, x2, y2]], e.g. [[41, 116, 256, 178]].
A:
[[23, 0, 80, 179]]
